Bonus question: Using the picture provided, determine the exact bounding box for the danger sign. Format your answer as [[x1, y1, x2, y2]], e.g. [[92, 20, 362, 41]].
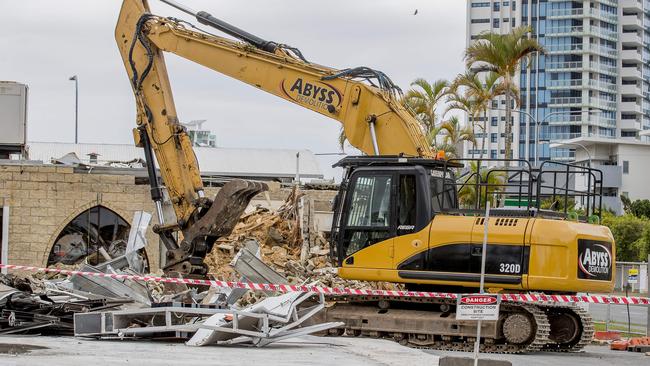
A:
[[456, 294, 500, 320]]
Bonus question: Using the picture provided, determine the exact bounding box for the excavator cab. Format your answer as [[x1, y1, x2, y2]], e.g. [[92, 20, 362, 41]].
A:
[[331, 156, 614, 297], [330, 156, 461, 267]]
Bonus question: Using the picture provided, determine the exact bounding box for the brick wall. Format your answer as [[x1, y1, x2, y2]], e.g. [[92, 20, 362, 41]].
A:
[[0, 164, 337, 272], [0, 164, 159, 269]]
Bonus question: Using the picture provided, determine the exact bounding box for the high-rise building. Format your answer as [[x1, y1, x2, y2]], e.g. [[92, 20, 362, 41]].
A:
[[181, 120, 217, 147], [466, 0, 650, 212]]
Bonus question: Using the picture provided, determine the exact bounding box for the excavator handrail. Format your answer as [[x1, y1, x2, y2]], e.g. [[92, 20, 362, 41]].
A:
[[441, 158, 604, 221]]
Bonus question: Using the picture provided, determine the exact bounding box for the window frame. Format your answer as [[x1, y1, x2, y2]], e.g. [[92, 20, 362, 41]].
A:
[[339, 172, 396, 257]]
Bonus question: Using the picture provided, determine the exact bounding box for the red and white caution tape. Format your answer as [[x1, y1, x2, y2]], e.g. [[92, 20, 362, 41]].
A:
[[1, 264, 648, 305]]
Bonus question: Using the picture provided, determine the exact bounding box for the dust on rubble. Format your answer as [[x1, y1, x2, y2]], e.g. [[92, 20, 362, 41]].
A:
[[204, 187, 403, 292]]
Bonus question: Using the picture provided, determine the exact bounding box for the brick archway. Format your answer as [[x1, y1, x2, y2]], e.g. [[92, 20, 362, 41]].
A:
[[40, 199, 134, 267]]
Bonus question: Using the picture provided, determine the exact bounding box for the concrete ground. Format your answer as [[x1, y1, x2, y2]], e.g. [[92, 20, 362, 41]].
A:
[[426, 345, 648, 366], [0, 335, 439, 366], [0, 335, 648, 366]]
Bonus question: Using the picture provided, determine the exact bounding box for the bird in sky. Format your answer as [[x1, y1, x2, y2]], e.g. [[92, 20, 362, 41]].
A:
[[414, 9, 418, 15]]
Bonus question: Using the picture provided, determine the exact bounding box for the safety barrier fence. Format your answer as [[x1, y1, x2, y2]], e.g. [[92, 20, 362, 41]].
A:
[[1, 264, 649, 305]]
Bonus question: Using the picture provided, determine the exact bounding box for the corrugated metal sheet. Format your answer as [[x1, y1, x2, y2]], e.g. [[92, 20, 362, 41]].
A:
[[26, 142, 323, 179]]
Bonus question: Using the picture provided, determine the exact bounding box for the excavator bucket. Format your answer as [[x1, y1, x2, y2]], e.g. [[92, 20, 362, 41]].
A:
[[166, 179, 268, 275], [200, 179, 269, 239]]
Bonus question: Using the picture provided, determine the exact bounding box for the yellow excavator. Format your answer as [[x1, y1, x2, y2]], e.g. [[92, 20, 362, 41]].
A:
[[115, 0, 615, 353]]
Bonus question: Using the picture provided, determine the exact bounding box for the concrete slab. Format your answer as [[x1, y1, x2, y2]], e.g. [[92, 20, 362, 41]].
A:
[[0, 335, 439, 366], [427, 345, 648, 366], [439, 356, 511, 366]]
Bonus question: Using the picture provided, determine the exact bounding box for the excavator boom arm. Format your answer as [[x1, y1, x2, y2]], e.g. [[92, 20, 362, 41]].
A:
[[114, 0, 433, 274], [116, 0, 432, 160]]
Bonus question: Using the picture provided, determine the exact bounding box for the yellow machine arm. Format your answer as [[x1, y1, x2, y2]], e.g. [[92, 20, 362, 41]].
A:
[[115, 0, 433, 274], [116, 1, 432, 161]]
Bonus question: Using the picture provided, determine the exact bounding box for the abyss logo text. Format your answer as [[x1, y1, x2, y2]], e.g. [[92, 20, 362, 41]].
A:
[[281, 78, 342, 113], [577, 240, 612, 281]]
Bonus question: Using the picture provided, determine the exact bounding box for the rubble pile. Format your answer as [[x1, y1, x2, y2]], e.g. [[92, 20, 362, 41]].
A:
[[0, 273, 132, 335], [0, 186, 398, 345], [205, 187, 403, 292], [0, 207, 344, 346]]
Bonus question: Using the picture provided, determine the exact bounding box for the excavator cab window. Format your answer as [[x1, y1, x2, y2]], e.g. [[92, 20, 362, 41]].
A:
[[342, 174, 393, 257], [397, 175, 417, 235], [430, 173, 458, 213]]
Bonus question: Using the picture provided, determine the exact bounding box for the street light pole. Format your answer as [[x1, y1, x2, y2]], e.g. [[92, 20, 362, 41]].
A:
[[551, 141, 592, 167], [69, 75, 78, 144], [488, 108, 602, 166]]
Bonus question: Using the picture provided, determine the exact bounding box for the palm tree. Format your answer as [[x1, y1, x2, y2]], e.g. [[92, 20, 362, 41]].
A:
[[435, 116, 476, 159], [450, 71, 514, 160], [464, 26, 545, 163], [339, 78, 450, 153], [403, 78, 450, 135], [444, 88, 481, 158], [457, 161, 507, 208], [424, 124, 443, 150]]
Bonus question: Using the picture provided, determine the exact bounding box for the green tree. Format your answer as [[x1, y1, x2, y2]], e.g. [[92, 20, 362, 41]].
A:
[[464, 26, 545, 164], [630, 199, 650, 219], [339, 78, 450, 153], [444, 90, 481, 158], [403, 78, 450, 135], [601, 213, 650, 261], [435, 116, 476, 159], [457, 161, 507, 208], [449, 71, 510, 160], [634, 225, 650, 260], [539, 197, 576, 212], [621, 194, 632, 212]]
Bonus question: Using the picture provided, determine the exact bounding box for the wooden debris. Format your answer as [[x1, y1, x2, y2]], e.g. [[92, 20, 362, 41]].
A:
[[204, 188, 403, 293], [215, 244, 235, 255]]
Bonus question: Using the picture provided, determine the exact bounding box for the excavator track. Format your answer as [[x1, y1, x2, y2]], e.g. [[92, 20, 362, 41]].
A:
[[314, 295, 595, 354], [541, 302, 594, 352]]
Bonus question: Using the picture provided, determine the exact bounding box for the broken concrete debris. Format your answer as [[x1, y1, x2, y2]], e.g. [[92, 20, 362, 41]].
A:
[[0, 192, 365, 347], [0, 273, 130, 335], [204, 188, 404, 296]]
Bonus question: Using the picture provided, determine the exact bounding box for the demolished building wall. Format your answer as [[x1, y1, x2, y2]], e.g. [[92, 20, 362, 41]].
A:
[[0, 163, 337, 272], [0, 164, 160, 269]]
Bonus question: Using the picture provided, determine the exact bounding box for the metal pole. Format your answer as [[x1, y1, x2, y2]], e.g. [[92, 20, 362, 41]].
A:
[[295, 152, 300, 185], [606, 302, 610, 332], [489, 108, 599, 166], [558, 142, 592, 167], [368, 121, 380, 155], [1, 204, 9, 275], [159, 0, 198, 15], [626, 284, 631, 339], [75, 78, 78, 144], [474, 201, 490, 366], [69, 75, 79, 143], [535, 121, 540, 167]]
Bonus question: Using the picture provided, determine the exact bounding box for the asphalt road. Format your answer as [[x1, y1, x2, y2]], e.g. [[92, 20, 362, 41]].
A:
[[427, 346, 648, 366], [588, 302, 648, 328]]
